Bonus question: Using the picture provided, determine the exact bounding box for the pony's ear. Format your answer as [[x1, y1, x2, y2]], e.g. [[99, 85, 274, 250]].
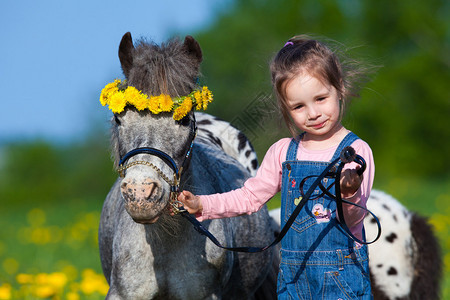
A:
[[119, 32, 134, 78], [183, 35, 202, 64]]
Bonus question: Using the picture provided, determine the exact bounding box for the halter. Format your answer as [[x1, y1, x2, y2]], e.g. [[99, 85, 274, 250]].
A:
[[117, 113, 197, 214]]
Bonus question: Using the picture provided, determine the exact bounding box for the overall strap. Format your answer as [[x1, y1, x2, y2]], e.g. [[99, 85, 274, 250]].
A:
[[286, 134, 303, 161], [331, 132, 359, 161], [287, 132, 358, 162]]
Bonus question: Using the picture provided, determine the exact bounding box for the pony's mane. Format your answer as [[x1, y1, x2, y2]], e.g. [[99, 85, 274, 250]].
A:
[[128, 37, 200, 98]]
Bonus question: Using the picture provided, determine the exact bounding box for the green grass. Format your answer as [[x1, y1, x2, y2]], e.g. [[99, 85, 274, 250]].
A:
[[0, 178, 448, 299], [0, 198, 107, 299]]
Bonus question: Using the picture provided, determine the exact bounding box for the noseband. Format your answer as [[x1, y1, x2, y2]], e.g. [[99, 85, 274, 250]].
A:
[[117, 113, 197, 214]]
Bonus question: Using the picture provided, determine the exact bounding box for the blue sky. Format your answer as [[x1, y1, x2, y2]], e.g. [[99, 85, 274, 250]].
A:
[[0, 0, 226, 142]]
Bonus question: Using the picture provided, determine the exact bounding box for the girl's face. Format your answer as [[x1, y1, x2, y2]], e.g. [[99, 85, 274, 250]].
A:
[[285, 72, 343, 144]]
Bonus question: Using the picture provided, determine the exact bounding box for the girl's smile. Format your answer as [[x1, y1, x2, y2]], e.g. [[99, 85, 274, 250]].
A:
[[309, 120, 327, 129], [285, 72, 347, 149]]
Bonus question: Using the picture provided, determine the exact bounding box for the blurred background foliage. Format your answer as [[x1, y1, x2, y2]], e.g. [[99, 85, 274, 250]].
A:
[[196, 0, 449, 180], [0, 0, 449, 298]]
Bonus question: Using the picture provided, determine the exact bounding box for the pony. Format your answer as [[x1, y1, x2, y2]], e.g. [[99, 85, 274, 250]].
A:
[[98, 32, 279, 299]]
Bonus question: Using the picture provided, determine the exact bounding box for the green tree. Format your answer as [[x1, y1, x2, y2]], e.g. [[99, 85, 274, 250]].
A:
[[0, 134, 116, 208]]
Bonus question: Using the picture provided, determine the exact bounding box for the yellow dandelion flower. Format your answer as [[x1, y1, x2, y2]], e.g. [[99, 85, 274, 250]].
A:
[[159, 94, 173, 112], [193, 91, 202, 110], [16, 273, 34, 284], [173, 97, 193, 120], [201, 86, 213, 110], [99, 282, 109, 295], [124, 86, 148, 111], [47, 272, 67, 289], [35, 273, 49, 285], [0, 283, 11, 300], [185, 97, 193, 110], [80, 280, 97, 295], [100, 80, 213, 117], [66, 292, 80, 300], [81, 269, 96, 278], [109, 92, 127, 114], [34, 285, 55, 298], [100, 80, 120, 106], [80, 269, 108, 295], [147, 96, 161, 114]]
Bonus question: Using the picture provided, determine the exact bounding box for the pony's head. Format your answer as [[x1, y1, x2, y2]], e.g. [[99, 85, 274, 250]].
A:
[[106, 32, 205, 224]]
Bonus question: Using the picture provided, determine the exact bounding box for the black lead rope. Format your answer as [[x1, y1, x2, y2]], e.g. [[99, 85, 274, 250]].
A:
[[334, 147, 381, 245], [180, 146, 382, 253]]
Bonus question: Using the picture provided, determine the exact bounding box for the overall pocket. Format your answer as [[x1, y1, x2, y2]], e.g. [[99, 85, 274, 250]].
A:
[[323, 270, 358, 299], [322, 263, 371, 300], [278, 261, 310, 300], [284, 179, 330, 234]]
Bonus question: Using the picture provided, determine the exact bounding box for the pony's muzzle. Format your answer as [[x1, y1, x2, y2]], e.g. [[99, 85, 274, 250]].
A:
[[120, 177, 165, 223]]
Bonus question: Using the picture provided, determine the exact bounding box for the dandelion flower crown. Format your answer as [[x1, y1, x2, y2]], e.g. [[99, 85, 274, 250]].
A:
[[100, 79, 213, 120]]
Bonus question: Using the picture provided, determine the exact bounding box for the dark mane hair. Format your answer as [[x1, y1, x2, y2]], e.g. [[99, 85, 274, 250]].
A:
[[119, 33, 203, 98]]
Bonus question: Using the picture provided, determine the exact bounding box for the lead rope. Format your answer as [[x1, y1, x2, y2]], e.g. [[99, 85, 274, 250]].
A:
[[178, 146, 382, 253], [333, 147, 382, 245]]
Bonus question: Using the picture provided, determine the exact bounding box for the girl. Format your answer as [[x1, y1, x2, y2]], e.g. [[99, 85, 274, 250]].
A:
[[178, 35, 375, 299]]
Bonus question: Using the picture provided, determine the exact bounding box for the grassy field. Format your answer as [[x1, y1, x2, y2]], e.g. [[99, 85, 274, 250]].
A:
[[0, 177, 448, 299], [0, 197, 107, 299]]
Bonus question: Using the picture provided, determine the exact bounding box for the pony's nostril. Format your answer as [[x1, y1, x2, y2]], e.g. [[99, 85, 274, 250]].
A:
[[120, 180, 135, 201], [144, 180, 161, 200], [120, 180, 128, 190], [147, 183, 156, 197]]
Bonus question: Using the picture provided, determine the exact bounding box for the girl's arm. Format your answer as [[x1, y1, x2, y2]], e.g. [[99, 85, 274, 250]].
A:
[[339, 140, 375, 233], [178, 139, 290, 221]]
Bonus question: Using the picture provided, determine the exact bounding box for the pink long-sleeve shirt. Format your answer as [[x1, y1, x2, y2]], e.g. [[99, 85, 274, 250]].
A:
[[198, 135, 375, 239]]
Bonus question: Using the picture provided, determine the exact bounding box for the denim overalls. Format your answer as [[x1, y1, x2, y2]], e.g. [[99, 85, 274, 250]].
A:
[[277, 132, 373, 300]]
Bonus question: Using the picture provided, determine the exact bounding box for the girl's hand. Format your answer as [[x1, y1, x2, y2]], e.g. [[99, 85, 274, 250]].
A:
[[177, 190, 203, 214], [340, 167, 362, 198]]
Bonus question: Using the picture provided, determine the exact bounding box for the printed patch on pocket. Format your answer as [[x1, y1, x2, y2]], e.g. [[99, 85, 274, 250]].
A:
[[312, 203, 331, 223]]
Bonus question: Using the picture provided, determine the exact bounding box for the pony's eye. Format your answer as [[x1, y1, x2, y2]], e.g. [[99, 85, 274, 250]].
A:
[[177, 115, 191, 127], [114, 114, 122, 125]]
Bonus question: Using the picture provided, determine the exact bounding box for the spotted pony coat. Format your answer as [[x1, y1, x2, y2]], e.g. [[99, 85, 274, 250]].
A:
[[196, 112, 259, 176], [197, 113, 442, 300]]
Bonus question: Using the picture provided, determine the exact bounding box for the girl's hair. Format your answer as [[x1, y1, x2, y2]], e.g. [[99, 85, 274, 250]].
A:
[[270, 35, 371, 136]]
